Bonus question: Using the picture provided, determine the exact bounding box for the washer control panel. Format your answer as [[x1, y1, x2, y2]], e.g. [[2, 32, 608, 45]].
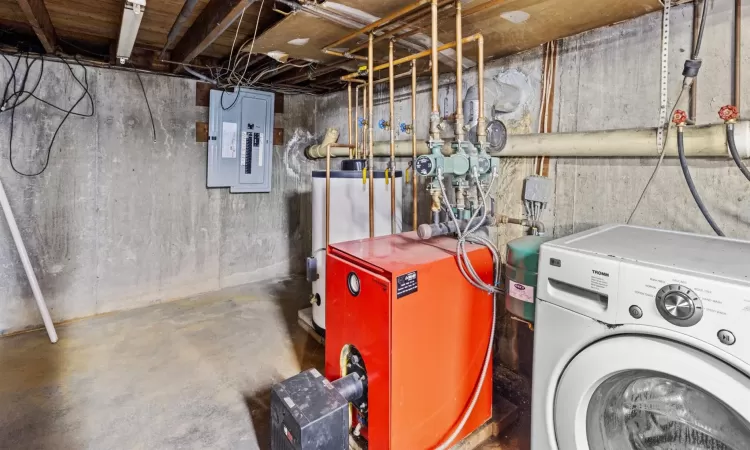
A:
[[655, 284, 703, 327]]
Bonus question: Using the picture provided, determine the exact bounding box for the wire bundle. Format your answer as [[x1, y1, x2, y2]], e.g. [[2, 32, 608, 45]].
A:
[[432, 169, 501, 450], [1, 53, 94, 177]]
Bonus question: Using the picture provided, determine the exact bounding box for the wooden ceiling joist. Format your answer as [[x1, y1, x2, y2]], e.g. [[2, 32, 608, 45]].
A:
[[15, 0, 57, 53], [170, 0, 257, 68]]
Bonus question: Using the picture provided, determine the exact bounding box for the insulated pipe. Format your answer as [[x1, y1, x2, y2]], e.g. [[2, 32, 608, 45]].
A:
[[411, 61, 419, 230], [430, 0, 440, 140], [368, 33, 375, 238], [0, 177, 58, 343], [307, 121, 750, 159], [455, 0, 465, 143], [389, 40, 397, 234]]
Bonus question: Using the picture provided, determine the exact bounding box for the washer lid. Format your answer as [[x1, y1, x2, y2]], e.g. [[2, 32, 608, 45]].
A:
[[554, 336, 750, 450], [544, 224, 750, 284]]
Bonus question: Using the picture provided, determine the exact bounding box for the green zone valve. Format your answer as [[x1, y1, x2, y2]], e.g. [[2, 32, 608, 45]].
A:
[[414, 152, 498, 180]]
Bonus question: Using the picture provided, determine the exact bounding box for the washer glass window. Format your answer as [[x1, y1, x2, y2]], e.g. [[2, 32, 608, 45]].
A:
[[586, 370, 750, 450]]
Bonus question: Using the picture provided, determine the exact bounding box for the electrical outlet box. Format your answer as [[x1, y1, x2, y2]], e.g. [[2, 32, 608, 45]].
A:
[[524, 176, 553, 203], [208, 88, 275, 193]]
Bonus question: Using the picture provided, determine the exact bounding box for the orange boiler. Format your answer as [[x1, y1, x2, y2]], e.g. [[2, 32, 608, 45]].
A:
[[325, 232, 493, 449]]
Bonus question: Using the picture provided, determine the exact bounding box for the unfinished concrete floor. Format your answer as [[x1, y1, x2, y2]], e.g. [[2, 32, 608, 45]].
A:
[[0, 277, 323, 450]]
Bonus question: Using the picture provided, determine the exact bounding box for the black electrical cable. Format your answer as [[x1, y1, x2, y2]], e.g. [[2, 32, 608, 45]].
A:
[[692, 0, 710, 60], [726, 124, 750, 182], [131, 64, 157, 143], [677, 128, 725, 236], [4, 54, 95, 177]]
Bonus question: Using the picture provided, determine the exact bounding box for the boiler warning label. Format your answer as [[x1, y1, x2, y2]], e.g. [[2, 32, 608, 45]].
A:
[[396, 271, 418, 298]]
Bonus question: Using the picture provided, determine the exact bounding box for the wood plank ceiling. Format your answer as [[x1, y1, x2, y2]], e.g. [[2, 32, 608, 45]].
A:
[[0, 0, 669, 93]]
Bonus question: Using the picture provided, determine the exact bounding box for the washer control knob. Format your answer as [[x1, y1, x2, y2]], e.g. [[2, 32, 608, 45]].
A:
[[655, 284, 703, 327], [629, 305, 643, 319]]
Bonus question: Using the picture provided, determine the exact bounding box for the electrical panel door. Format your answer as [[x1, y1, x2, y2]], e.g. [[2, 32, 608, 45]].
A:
[[207, 88, 274, 193]]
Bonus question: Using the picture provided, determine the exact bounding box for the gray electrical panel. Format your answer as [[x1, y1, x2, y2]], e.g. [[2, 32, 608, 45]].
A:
[[208, 88, 274, 193]]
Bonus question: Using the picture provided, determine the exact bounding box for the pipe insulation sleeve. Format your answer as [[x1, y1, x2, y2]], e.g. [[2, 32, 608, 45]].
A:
[[306, 128, 341, 158], [309, 121, 750, 159]]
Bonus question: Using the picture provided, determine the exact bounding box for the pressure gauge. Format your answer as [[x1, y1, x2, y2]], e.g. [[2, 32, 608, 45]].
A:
[[477, 156, 491, 174], [415, 156, 434, 176], [486, 120, 508, 152], [347, 272, 361, 296]]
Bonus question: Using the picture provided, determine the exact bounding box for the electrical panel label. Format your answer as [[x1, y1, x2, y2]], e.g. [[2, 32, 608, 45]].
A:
[[396, 271, 418, 298], [221, 122, 237, 159], [510, 282, 535, 303]]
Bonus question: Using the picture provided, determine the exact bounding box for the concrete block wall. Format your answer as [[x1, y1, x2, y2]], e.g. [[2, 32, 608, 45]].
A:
[[313, 1, 750, 246], [0, 58, 319, 334]]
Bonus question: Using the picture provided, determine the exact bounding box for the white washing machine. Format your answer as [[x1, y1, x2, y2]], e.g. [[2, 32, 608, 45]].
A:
[[531, 224, 750, 450]]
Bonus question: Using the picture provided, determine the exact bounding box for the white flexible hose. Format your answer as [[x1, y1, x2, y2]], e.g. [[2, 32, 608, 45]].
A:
[[433, 170, 501, 449]]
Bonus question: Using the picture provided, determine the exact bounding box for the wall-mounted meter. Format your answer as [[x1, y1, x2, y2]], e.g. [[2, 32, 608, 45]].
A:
[[207, 88, 275, 193]]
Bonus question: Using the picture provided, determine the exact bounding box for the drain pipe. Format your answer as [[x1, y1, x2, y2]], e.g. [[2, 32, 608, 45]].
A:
[[307, 121, 750, 159]]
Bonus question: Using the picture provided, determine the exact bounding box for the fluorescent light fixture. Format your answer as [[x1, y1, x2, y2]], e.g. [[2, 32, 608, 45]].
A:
[[116, 0, 146, 64]]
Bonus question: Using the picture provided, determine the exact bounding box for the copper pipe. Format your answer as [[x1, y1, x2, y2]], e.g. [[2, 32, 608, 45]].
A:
[[431, 0, 440, 140], [323, 49, 370, 61], [363, 84, 368, 157], [355, 84, 360, 157], [326, 143, 357, 247], [389, 40, 397, 234], [690, 3, 700, 121], [455, 0, 465, 143], [324, 0, 431, 51], [368, 33, 375, 238], [411, 60, 418, 230], [736, 0, 742, 112], [477, 34, 486, 144], [346, 0, 454, 55], [341, 34, 482, 81]]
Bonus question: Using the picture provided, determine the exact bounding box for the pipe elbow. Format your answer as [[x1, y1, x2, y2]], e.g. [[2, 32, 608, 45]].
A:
[[306, 128, 340, 159]]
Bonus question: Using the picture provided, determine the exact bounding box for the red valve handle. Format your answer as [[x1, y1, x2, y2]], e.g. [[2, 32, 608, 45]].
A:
[[719, 105, 740, 122]]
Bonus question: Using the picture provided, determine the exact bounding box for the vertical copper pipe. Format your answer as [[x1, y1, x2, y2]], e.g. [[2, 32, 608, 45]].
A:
[[690, 3, 700, 121], [736, 0, 742, 112], [363, 85, 368, 157], [411, 61, 418, 230], [355, 84, 360, 157], [368, 33, 375, 238], [389, 40, 397, 234], [477, 35, 486, 145], [326, 144, 332, 246], [455, 0, 465, 143], [347, 83, 353, 158], [430, 0, 440, 140]]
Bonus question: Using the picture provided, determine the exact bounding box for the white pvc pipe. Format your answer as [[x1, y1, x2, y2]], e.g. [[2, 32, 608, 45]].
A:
[[310, 121, 750, 159], [0, 177, 58, 343]]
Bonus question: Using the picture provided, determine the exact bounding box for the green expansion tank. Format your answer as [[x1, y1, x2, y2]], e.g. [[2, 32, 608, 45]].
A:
[[505, 235, 551, 323]]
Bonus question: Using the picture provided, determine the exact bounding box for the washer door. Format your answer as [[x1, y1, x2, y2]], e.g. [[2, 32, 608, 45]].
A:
[[554, 336, 750, 450]]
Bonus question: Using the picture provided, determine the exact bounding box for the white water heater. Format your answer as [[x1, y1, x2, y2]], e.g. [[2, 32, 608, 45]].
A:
[[310, 160, 403, 334]]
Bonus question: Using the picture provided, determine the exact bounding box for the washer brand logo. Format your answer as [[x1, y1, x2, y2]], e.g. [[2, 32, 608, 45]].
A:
[[592, 270, 610, 277], [514, 283, 526, 291]]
